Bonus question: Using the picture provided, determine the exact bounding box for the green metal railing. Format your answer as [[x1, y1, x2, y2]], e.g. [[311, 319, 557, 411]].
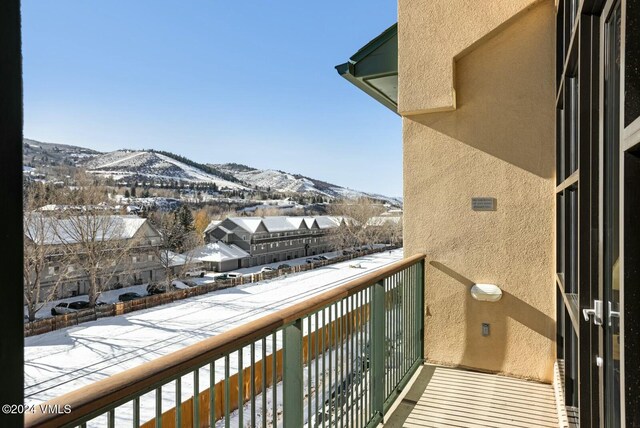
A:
[[25, 254, 425, 428]]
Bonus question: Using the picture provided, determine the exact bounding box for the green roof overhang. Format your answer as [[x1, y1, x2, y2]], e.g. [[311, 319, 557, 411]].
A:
[[335, 23, 398, 114]]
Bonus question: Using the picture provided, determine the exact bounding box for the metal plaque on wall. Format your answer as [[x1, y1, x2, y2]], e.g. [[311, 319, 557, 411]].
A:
[[472, 197, 497, 211]]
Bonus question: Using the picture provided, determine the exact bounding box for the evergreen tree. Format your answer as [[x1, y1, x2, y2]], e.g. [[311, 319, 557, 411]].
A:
[[177, 205, 194, 232], [124, 189, 130, 198], [130, 186, 136, 197]]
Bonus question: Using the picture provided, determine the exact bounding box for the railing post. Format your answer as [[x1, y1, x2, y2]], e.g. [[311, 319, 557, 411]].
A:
[[417, 260, 425, 361], [283, 319, 303, 427], [371, 280, 385, 421]]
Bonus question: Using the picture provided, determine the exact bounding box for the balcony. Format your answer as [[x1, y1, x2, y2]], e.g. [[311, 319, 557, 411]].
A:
[[251, 232, 325, 244], [24, 254, 559, 428]]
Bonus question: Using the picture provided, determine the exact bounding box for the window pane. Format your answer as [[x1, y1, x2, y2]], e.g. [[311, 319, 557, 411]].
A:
[[626, 0, 640, 126]]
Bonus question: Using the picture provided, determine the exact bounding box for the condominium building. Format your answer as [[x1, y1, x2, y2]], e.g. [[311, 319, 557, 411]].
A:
[[24, 215, 174, 299], [203, 216, 344, 267]]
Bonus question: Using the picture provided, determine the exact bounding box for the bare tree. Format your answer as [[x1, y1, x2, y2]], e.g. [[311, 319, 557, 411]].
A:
[[369, 216, 403, 247], [52, 181, 142, 306], [253, 206, 284, 217], [23, 188, 73, 321], [55, 213, 141, 306], [327, 198, 386, 250]]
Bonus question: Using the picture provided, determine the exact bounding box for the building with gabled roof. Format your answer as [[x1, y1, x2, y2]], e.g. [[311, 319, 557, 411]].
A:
[[23, 214, 178, 299], [186, 242, 250, 272], [203, 215, 345, 268]]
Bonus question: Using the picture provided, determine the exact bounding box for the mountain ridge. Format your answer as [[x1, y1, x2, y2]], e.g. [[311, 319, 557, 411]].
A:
[[23, 139, 402, 206]]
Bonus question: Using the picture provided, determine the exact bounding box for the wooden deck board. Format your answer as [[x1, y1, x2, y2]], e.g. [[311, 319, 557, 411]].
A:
[[384, 365, 560, 428]]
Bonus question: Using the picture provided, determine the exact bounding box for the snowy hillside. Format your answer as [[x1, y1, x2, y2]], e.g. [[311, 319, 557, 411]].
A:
[[214, 163, 403, 206], [214, 166, 317, 193], [22, 139, 401, 205], [85, 150, 246, 189], [23, 138, 99, 169]]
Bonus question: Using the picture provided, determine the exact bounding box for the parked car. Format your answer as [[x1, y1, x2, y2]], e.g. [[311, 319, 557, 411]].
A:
[[260, 267, 275, 273], [306, 259, 314, 264], [317, 255, 329, 260], [171, 279, 198, 289], [146, 283, 166, 295], [277, 264, 291, 270], [215, 272, 243, 281], [118, 292, 142, 302], [184, 268, 206, 278], [50, 300, 90, 316]]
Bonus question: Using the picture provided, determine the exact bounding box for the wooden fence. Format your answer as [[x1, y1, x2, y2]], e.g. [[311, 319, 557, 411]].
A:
[[24, 246, 396, 337]]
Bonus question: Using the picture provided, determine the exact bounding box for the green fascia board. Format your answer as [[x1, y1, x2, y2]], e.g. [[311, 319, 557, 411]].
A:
[[350, 23, 397, 63], [335, 23, 398, 114]]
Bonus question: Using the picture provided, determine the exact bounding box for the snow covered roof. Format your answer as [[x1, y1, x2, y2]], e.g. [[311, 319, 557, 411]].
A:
[[217, 225, 234, 235], [37, 204, 112, 212], [220, 215, 345, 234], [203, 220, 222, 234], [261, 216, 302, 232], [160, 251, 189, 267], [287, 217, 307, 229], [24, 214, 149, 246], [188, 242, 250, 262], [227, 217, 265, 233], [318, 216, 341, 229]]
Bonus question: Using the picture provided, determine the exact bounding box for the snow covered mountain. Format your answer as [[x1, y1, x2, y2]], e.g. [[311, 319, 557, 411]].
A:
[[23, 138, 99, 169], [85, 150, 246, 189], [22, 139, 401, 205], [213, 163, 402, 205]]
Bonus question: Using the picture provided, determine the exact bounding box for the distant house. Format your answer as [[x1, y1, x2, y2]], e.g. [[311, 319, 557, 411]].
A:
[[24, 214, 172, 299], [202, 216, 345, 268], [187, 242, 250, 272]]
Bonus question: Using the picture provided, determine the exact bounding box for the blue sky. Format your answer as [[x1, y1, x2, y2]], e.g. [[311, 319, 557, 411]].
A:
[[22, 1, 402, 196]]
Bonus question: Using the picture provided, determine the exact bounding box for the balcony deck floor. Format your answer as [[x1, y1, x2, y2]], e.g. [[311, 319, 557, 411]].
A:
[[384, 365, 559, 428]]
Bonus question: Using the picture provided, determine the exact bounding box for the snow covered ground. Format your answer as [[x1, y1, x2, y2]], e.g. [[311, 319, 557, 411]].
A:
[[24, 249, 403, 425]]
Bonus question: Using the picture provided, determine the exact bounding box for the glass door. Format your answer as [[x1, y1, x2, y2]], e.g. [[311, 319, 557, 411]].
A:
[[602, 1, 621, 426]]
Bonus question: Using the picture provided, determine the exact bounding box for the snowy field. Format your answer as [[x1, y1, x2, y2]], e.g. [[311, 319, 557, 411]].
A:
[[24, 248, 403, 424]]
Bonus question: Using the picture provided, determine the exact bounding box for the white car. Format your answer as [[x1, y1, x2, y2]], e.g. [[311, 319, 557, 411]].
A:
[[184, 268, 206, 278], [50, 301, 90, 316], [226, 272, 243, 279], [260, 267, 275, 273]]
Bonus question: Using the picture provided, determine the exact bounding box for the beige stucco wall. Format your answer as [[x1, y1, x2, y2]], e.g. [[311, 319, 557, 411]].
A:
[[397, 0, 544, 114], [401, 0, 556, 382]]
